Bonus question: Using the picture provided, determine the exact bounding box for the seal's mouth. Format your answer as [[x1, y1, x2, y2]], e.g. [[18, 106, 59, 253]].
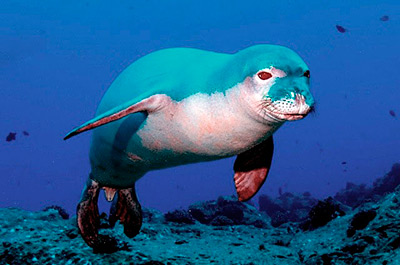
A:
[[268, 112, 308, 121], [262, 95, 312, 122]]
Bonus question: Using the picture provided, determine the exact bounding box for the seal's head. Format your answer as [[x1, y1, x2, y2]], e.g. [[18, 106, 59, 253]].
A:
[[233, 44, 314, 122]]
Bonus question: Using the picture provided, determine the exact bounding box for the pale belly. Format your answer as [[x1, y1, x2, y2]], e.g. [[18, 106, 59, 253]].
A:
[[133, 95, 275, 167], [90, 91, 279, 187]]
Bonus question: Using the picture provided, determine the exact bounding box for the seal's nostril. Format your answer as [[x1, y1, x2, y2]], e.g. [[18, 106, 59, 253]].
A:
[[295, 93, 305, 104]]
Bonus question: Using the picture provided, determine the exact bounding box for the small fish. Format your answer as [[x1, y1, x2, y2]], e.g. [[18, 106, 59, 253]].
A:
[[380, 15, 389, 22], [278, 187, 283, 196], [336, 25, 347, 33], [6, 132, 16, 142], [23, 131, 29, 136], [389, 110, 396, 117], [341, 161, 347, 165]]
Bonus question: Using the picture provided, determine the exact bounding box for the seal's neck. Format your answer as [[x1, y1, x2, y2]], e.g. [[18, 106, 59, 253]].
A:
[[229, 77, 285, 128]]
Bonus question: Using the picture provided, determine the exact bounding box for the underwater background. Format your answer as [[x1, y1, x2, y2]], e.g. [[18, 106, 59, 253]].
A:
[[1, 0, 400, 264], [2, 0, 399, 215]]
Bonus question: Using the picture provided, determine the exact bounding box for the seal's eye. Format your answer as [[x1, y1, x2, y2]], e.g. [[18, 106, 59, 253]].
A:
[[303, 70, 310, 78], [257, 71, 272, 80]]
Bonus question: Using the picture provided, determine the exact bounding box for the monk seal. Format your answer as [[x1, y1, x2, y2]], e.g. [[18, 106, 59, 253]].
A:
[[65, 44, 314, 250]]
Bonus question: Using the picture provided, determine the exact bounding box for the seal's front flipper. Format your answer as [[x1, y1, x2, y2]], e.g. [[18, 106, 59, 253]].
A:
[[63, 94, 171, 140], [77, 178, 118, 253], [233, 136, 274, 202], [109, 184, 142, 238]]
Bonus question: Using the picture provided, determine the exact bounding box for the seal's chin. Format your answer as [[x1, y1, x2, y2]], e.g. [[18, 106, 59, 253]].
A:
[[267, 111, 309, 121]]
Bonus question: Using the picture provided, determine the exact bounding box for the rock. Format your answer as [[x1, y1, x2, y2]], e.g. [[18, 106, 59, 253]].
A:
[[92, 235, 119, 254], [301, 197, 346, 230], [259, 192, 317, 227], [37, 209, 64, 221], [347, 209, 377, 237], [188, 201, 216, 224], [335, 163, 400, 209], [259, 195, 285, 216], [372, 163, 400, 196], [42, 205, 69, 220], [270, 211, 291, 228], [210, 215, 234, 226], [141, 261, 165, 265], [388, 236, 400, 249], [174, 240, 188, 245], [164, 210, 195, 224], [218, 204, 244, 224], [341, 241, 368, 254], [334, 182, 372, 208], [2, 242, 11, 248], [142, 208, 164, 223], [188, 196, 270, 228], [65, 228, 78, 239]]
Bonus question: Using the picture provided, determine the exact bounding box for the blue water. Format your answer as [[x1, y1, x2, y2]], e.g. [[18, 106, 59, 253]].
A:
[[1, 0, 399, 217]]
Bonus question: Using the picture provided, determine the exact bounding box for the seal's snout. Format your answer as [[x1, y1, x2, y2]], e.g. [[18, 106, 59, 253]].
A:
[[263, 92, 314, 121], [295, 94, 311, 115]]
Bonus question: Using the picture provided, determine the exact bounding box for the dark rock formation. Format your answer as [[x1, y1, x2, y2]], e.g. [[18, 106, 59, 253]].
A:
[[372, 163, 400, 196], [143, 208, 165, 223], [259, 192, 317, 227], [335, 163, 400, 208], [334, 182, 371, 208], [164, 210, 195, 224], [42, 205, 69, 220], [188, 195, 270, 228], [301, 197, 347, 230], [210, 215, 234, 226], [347, 209, 377, 237]]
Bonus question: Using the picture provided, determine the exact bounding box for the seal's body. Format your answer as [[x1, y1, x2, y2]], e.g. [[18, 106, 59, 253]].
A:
[[65, 45, 314, 251]]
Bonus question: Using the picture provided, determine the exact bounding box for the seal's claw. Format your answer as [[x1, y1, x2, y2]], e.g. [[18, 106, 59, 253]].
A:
[[109, 184, 142, 238], [76, 178, 101, 248]]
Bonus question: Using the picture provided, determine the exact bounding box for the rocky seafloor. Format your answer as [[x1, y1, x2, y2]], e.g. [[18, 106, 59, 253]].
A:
[[1, 164, 400, 265]]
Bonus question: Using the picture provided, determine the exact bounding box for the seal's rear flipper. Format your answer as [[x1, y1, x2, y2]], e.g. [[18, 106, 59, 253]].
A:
[[77, 178, 118, 253], [77, 178, 100, 247], [109, 184, 142, 238], [63, 94, 171, 140], [233, 136, 274, 202]]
